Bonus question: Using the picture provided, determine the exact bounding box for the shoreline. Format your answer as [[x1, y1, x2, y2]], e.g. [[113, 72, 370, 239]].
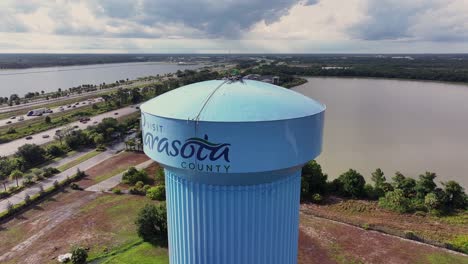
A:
[[299, 75, 468, 88], [0, 61, 188, 73]]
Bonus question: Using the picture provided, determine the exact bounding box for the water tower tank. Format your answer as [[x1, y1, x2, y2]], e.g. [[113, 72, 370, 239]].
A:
[[140, 78, 325, 264]]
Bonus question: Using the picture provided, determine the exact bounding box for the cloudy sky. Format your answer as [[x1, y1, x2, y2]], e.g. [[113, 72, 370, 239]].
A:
[[1, 0, 467, 53]]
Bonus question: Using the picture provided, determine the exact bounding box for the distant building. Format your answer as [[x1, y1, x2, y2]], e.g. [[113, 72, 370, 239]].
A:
[[243, 74, 280, 85]]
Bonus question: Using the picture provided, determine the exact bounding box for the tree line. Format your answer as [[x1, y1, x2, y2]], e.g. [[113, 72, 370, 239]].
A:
[[301, 161, 467, 215]]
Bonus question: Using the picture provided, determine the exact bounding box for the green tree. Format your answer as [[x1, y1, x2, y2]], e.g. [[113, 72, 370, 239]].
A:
[[135, 203, 168, 245], [371, 168, 388, 197], [392, 171, 406, 189], [65, 130, 91, 149], [392, 172, 416, 197], [371, 168, 386, 187], [415, 172, 437, 199], [10, 169, 23, 187], [44, 116, 51, 124], [336, 169, 366, 198], [15, 144, 46, 168], [71, 246, 88, 264], [131, 88, 142, 103], [442, 181, 467, 210], [301, 160, 328, 198]]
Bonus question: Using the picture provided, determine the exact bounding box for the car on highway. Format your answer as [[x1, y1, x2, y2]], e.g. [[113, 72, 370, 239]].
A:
[[67, 105, 71, 108], [10, 116, 16, 119], [93, 121, 98, 124], [26, 136, 33, 140], [18, 116, 24, 121], [114, 112, 119, 115], [6, 121, 12, 124], [42, 134, 50, 138], [73, 125, 79, 129]]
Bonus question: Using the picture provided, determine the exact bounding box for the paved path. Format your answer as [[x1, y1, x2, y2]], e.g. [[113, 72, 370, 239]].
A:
[[1, 148, 95, 191], [85, 159, 154, 192], [0, 143, 125, 212], [0, 105, 139, 156]]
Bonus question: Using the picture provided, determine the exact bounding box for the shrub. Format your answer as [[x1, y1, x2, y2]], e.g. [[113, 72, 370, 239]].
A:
[[122, 167, 149, 185], [24, 194, 31, 204], [146, 185, 166, 201], [6, 127, 16, 134], [311, 193, 323, 204], [404, 230, 419, 241], [42, 167, 59, 177], [135, 203, 168, 245], [155, 167, 165, 183], [112, 188, 122, 194], [23, 174, 34, 185], [379, 189, 412, 213], [46, 144, 65, 157], [53, 180, 60, 188], [75, 168, 86, 179], [135, 181, 144, 189], [70, 183, 81, 190], [424, 192, 440, 213], [6, 201, 14, 213], [362, 223, 370, 230], [129, 186, 146, 195], [96, 144, 106, 151], [8, 186, 19, 193], [71, 246, 88, 264]]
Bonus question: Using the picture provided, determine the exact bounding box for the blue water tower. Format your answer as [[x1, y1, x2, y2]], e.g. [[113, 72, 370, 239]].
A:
[[140, 78, 325, 264]]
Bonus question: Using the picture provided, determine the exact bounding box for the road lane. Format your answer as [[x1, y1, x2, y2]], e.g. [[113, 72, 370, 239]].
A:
[[0, 105, 139, 156], [0, 97, 104, 127]]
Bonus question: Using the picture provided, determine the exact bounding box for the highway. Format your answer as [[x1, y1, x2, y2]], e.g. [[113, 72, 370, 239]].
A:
[[0, 105, 139, 156], [0, 97, 103, 127]]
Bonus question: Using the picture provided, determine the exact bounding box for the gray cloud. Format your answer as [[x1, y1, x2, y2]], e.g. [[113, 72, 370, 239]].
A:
[[94, 0, 318, 38], [350, 0, 468, 42]]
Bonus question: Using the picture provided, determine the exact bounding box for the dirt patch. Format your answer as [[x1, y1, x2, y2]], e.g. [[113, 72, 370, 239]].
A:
[[299, 213, 468, 264], [78, 152, 149, 188], [0, 190, 153, 264]]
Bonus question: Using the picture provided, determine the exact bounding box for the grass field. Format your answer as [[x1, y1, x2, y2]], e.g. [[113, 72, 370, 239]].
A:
[[302, 197, 468, 254], [99, 242, 169, 264], [57, 150, 100, 172]]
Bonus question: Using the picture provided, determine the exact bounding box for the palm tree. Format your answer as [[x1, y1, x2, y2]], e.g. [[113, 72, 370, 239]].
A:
[[10, 169, 23, 187], [0, 173, 7, 191]]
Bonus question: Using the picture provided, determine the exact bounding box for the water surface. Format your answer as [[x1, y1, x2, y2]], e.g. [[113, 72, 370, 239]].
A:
[[0, 62, 200, 97], [293, 77, 468, 187]]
